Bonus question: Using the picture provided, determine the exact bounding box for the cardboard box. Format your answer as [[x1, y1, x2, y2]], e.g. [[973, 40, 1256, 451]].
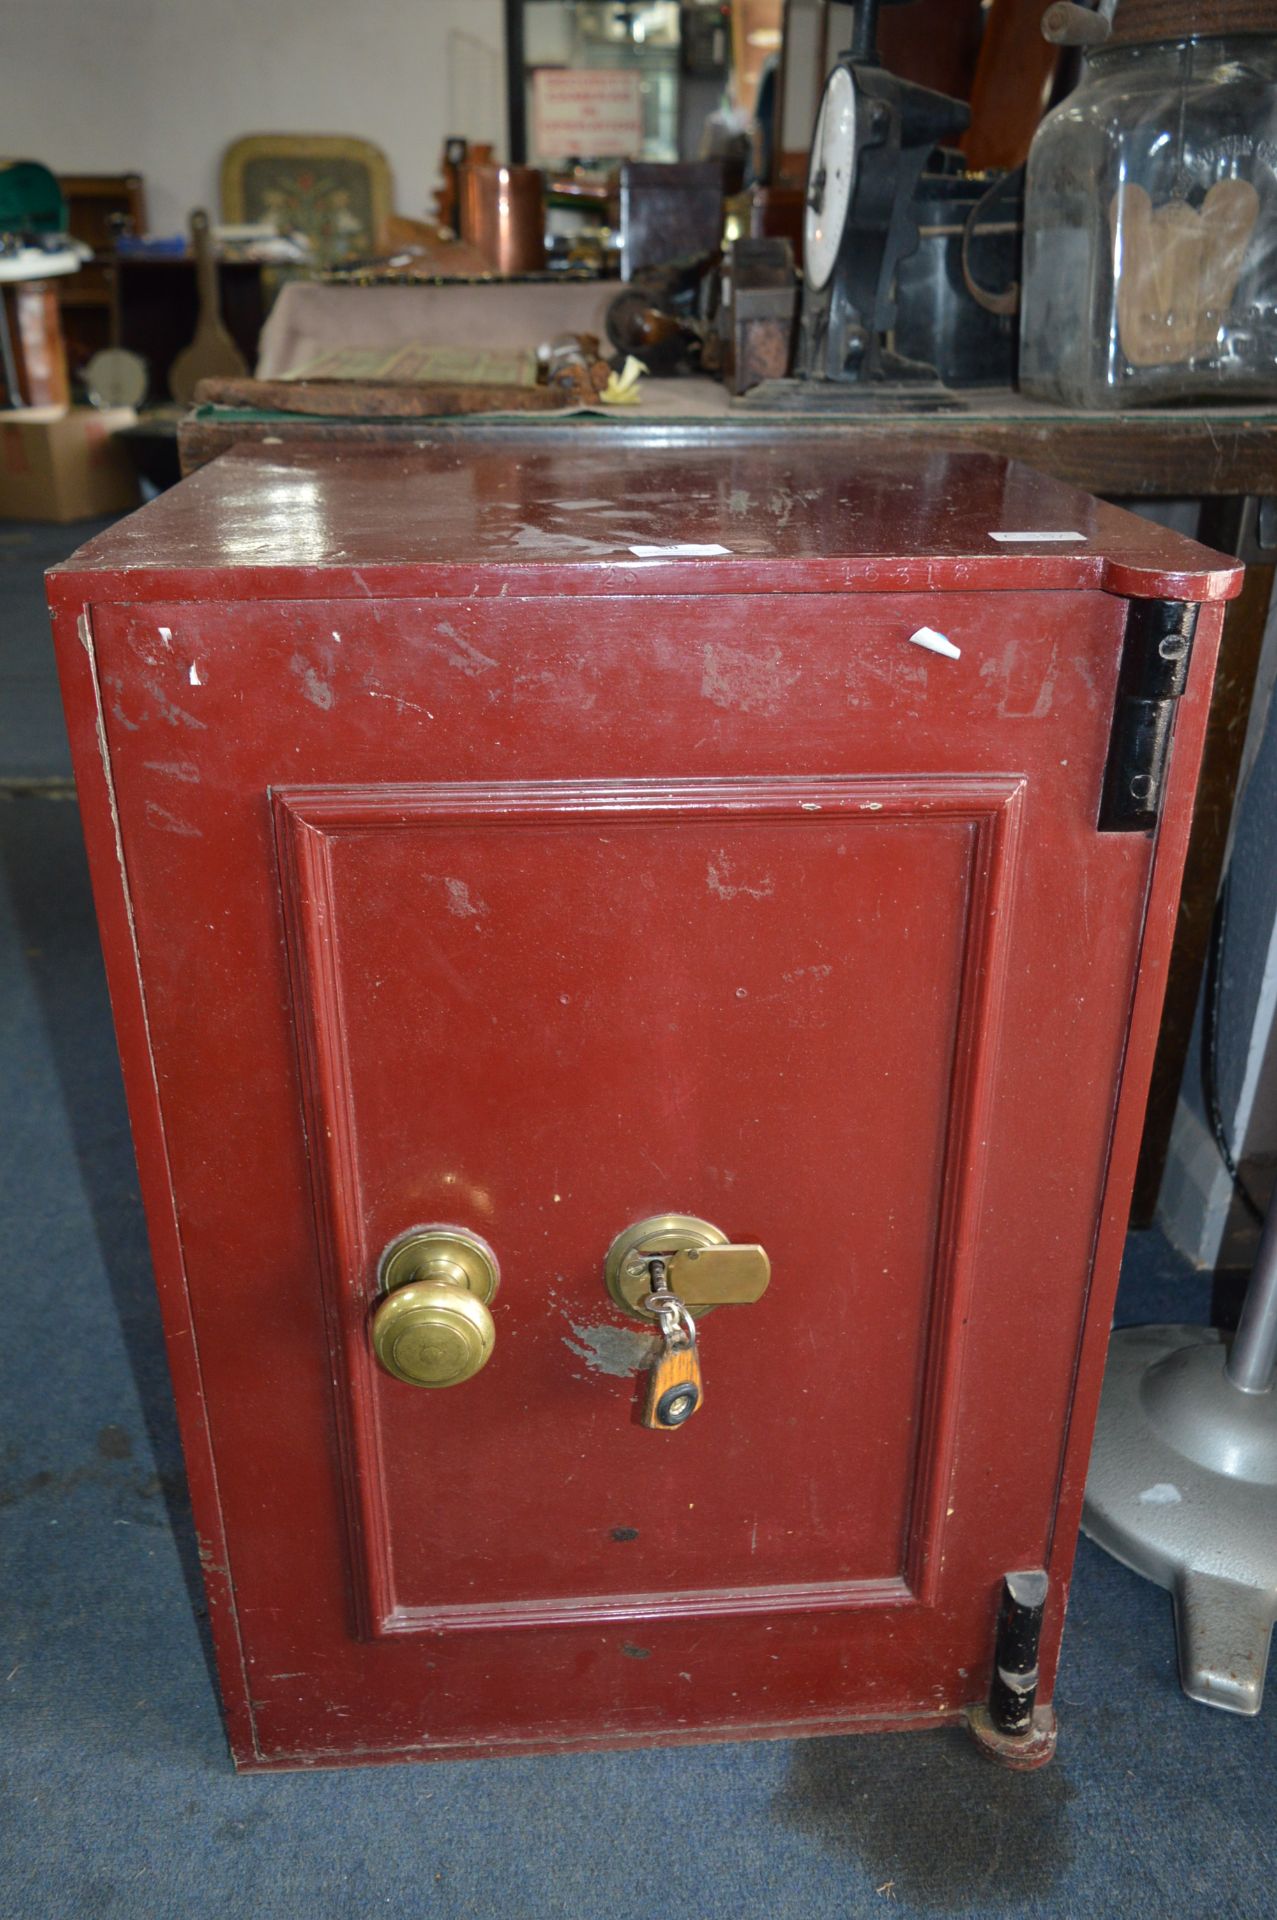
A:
[[0, 407, 141, 522]]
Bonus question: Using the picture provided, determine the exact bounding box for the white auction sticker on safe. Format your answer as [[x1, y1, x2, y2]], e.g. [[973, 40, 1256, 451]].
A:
[[629, 543, 732, 558], [988, 529, 1086, 543], [907, 626, 961, 660]]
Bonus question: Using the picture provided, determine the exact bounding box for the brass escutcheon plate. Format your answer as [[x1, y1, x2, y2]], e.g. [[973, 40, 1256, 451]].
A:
[[603, 1213, 729, 1322], [378, 1225, 501, 1304]]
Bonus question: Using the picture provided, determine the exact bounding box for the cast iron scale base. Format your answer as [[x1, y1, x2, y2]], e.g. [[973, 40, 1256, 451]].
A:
[[1084, 1189, 1277, 1714], [1084, 1323, 1277, 1715]]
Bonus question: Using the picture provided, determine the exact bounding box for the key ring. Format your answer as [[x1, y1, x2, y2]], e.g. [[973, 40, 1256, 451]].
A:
[[644, 1295, 696, 1348]]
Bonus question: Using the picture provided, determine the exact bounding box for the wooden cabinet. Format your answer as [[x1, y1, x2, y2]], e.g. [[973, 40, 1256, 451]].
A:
[[115, 254, 270, 405], [55, 173, 146, 382], [47, 441, 1240, 1771]]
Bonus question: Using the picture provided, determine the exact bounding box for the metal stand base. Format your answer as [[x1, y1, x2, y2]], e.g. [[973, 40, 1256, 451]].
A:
[[733, 377, 967, 415], [1083, 1325, 1277, 1715], [966, 1703, 1058, 1769]]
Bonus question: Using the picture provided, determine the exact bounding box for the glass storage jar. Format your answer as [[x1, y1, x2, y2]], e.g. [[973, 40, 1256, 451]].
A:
[[1021, 1, 1277, 407]]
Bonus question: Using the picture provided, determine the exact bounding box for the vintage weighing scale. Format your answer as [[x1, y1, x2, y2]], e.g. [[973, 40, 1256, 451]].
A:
[[744, 0, 1017, 408]]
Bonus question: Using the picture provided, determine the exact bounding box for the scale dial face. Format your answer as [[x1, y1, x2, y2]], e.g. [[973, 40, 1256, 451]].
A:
[[804, 65, 858, 292]]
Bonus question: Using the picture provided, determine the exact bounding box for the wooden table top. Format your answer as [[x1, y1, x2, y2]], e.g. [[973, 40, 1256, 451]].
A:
[[176, 381, 1277, 499]]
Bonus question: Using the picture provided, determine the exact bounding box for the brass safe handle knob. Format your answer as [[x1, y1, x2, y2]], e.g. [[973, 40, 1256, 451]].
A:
[[371, 1226, 500, 1388]]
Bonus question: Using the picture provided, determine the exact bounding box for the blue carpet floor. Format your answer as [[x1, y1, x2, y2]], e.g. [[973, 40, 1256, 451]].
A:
[[1, 519, 1274, 1919]]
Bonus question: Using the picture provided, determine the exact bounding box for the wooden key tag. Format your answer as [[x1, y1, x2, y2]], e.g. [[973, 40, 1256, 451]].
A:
[[641, 1338, 703, 1430]]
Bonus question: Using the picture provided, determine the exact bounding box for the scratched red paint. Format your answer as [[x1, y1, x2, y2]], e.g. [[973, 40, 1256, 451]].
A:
[[47, 442, 1240, 1769]]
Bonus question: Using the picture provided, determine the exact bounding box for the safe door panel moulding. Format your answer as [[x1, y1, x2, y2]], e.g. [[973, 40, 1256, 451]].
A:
[[274, 774, 1026, 1638]]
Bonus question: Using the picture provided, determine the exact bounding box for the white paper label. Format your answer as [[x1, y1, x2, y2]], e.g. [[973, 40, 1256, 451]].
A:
[[629, 543, 732, 558], [988, 530, 1086, 543], [532, 70, 644, 163], [907, 626, 961, 661]]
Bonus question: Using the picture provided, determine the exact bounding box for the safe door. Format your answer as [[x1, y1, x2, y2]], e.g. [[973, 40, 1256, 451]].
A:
[[63, 574, 1221, 1769]]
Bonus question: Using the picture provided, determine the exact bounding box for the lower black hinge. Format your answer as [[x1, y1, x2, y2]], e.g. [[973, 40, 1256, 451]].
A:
[[1099, 597, 1199, 833], [987, 1568, 1048, 1735], [966, 1569, 1059, 1769]]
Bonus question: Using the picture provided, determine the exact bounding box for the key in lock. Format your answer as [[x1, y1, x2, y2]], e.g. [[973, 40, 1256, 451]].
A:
[[641, 1256, 704, 1430], [603, 1215, 772, 1432]]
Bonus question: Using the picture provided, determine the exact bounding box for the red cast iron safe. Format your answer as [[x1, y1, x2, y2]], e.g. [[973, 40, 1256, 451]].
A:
[[47, 441, 1240, 1771]]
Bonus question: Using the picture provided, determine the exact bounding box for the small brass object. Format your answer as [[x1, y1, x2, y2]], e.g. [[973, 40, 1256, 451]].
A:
[[664, 1243, 771, 1305], [371, 1226, 499, 1388], [604, 1213, 771, 1322]]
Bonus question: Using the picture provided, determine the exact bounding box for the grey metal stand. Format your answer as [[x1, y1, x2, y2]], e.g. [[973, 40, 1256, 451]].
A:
[[1083, 1201, 1277, 1714]]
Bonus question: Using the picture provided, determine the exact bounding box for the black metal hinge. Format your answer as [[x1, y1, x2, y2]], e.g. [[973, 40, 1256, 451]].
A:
[[987, 1569, 1049, 1735], [966, 1568, 1059, 1767], [1099, 597, 1200, 833]]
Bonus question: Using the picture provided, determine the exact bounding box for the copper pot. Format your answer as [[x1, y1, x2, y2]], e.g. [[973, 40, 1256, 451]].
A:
[[458, 164, 546, 274]]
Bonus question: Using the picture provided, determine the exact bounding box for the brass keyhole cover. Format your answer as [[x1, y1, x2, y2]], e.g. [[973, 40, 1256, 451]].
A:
[[604, 1212, 729, 1322], [372, 1225, 500, 1389]]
